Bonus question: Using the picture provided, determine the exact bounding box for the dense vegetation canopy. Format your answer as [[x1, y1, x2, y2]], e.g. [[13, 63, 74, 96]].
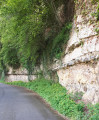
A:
[[0, 0, 72, 75]]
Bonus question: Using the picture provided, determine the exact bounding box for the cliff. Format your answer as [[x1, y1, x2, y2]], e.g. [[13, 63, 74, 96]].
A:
[[5, 0, 99, 104], [55, 0, 99, 104]]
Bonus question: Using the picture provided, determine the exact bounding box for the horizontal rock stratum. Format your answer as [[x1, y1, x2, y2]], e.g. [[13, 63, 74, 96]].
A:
[[56, 1, 99, 104]]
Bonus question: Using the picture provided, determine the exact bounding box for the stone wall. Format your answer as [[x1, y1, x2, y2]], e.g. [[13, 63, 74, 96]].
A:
[[54, 1, 99, 104]]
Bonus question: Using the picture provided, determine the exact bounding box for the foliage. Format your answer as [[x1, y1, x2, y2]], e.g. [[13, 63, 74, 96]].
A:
[[5, 78, 84, 120], [42, 22, 72, 67], [5, 79, 99, 120], [0, 0, 48, 70], [51, 23, 72, 59], [89, 104, 99, 120], [91, 0, 98, 5], [0, 0, 72, 74], [95, 28, 99, 33], [91, 1, 99, 21], [0, 70, 5, 81], [96, 3, 99, 21], [82, 103, 99, 120], [69, 91, 83, 101]]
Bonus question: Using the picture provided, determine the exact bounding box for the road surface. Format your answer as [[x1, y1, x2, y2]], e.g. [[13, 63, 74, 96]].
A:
[[0, 83, 65, 120]]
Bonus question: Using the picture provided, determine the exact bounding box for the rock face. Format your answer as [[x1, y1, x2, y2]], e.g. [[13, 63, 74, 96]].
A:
[[57, 1, 99, 104], [5, 67, 37, 82], [5, 0, 99, 104], [57, 62, 99, 104]]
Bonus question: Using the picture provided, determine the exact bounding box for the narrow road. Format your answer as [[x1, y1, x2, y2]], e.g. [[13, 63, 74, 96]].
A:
[[0, 83, 65, 120]]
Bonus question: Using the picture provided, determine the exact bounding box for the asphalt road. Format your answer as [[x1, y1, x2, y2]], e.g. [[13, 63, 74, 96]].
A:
[[0, 83, 65, 120]]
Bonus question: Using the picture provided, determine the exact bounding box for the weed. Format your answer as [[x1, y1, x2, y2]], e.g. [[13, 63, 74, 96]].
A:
[[4, 79, 99, 120], [69, 91, 83, 101]]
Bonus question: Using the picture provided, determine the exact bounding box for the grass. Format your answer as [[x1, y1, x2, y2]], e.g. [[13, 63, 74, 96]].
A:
[[2, 78, 99, 120]]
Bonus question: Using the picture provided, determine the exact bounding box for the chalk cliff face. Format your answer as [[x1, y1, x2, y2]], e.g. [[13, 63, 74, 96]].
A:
[[57, 1, 99, 104]]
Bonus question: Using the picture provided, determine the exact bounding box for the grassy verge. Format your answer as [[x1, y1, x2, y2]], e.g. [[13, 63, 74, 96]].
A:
[[2, 78, 99, 120]]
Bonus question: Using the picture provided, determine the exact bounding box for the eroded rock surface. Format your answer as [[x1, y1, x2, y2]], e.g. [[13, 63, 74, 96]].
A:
[[56, 1, 99, 104]]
